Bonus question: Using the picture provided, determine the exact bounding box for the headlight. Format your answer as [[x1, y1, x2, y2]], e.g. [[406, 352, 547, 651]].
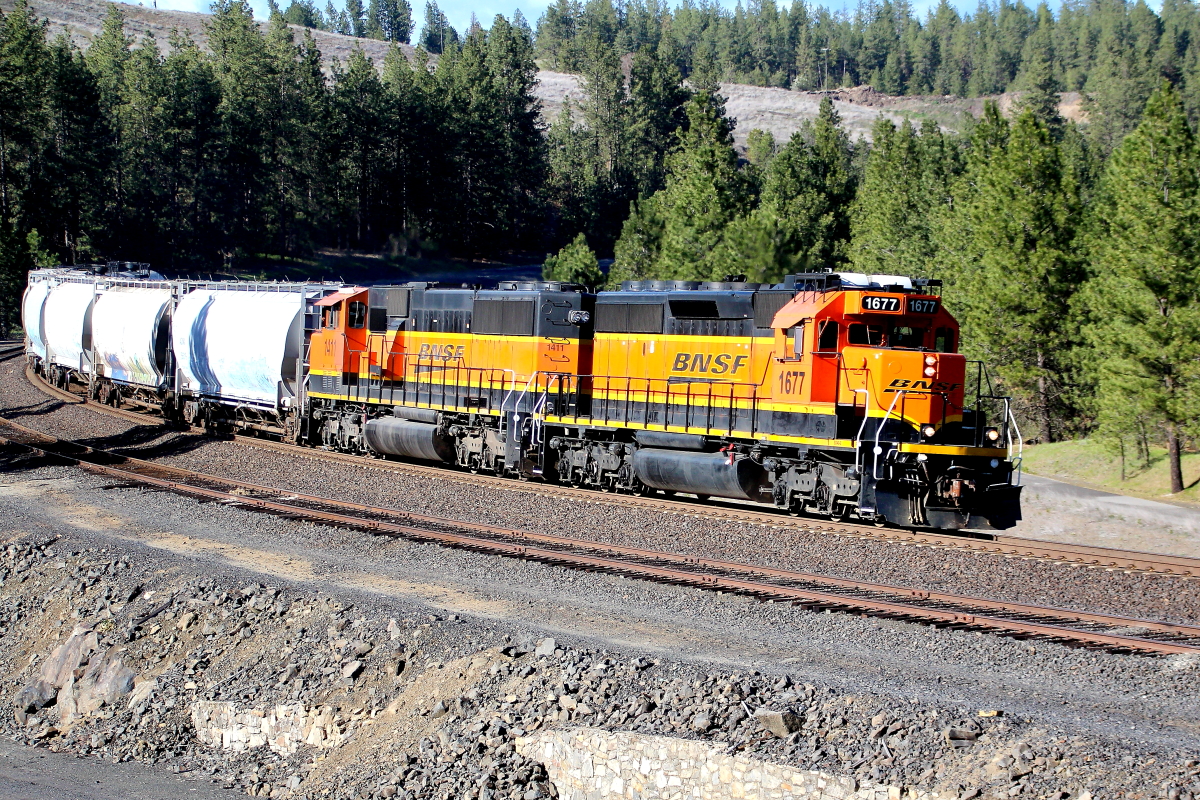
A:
[[923, 366, 936, 377], [984, 427, 1000, 442], [924, 355, 937, 366], [922, 425, 937, 438]]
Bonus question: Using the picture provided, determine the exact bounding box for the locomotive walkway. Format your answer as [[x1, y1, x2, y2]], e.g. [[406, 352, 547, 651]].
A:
[[2, 413, 1199, 657]]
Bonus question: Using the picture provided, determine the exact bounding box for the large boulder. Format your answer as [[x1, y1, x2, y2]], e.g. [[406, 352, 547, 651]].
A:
[[753, 707, 803, 738], [39, 625, 98, 688], [13, 680, 56, 713]]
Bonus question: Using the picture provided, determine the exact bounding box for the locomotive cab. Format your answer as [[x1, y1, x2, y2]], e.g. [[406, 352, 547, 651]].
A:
[[768, 273, 1021, 530]]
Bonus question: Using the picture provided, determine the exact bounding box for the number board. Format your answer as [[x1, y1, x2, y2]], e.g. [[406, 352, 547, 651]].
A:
[[860, 295, 901, 313], [906, 298, 940, 314]]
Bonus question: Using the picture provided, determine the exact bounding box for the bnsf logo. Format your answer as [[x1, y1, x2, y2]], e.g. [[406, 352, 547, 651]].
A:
[[671, 353, 749, 375], [886, 378, 962, 392], [418, 343, 465, 360]]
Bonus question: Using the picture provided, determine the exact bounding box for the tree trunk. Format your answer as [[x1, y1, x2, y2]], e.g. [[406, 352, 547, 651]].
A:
[[1167, 423, 1184, 494], [1036, 348, 1052, 443]]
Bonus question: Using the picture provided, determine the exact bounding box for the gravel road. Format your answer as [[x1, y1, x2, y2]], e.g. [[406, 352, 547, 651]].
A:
[[0, 739, 244, 800]]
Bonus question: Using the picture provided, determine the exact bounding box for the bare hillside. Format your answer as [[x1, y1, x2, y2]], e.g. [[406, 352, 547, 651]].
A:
[[9, 0, 1084, 148], [3, 0, 409, 68], [536, 70, 1086, 148]]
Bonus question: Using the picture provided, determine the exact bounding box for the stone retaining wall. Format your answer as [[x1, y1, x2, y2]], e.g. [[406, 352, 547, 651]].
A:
[[191, 701, 348, 755], [517, 727, 909, 800]]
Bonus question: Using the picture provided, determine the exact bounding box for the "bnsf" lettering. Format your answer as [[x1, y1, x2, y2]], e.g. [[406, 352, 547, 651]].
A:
[[885, 378, 962, 392], [418, 343, 466, 360], [670, 353, 748, 375]]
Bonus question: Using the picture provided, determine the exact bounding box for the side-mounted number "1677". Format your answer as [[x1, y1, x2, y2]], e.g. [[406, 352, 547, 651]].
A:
[[778, 369, 805, 395]]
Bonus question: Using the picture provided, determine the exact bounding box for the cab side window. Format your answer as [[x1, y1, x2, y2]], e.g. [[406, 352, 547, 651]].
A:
[[348, 301, 366, 329], [934, 327, 956, 353], [816, 320, 839, 352], [323, 302, 342, 329]]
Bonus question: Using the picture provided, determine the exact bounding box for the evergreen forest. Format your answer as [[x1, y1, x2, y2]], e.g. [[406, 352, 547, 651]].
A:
[[1, 0, 1199, 488]]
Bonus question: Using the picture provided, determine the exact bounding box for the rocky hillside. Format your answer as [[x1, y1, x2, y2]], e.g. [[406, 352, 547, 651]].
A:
[[3, 0, 409, 68], [2, 522, 1182, 800], [9, 0, 1086, 149]]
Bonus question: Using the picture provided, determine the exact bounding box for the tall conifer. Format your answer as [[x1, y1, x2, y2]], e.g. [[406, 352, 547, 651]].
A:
[[944, 109, 1082, 442], [1081, 83, 1200, 493]]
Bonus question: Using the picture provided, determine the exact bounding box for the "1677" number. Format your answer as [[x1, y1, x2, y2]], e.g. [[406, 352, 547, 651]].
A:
[[778, 369, 805, 395]]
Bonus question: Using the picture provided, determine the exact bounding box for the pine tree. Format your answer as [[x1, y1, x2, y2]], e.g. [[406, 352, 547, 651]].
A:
[[646, 91, 749, 280], [627, 43, 691, 198], [610, 194, 664, 284], [0, 0, 52, 325], [334, 47, 387, 248], [156, 30, 223, 268], [709, 98, 853, 284], [345, 0, 367, 37], [543, 232, 604, 285], [365, 0, 384, 39], [745, 128, 775, 165], [1081, 83, 1200, 494], [944, 109, 1082, 442], [420, 1, 458, 53], [804, 96, 854, 266], [41, 35, 109, 264], [207, 0, 281, 259], [373, 0, 413, 43], [849, 118, 933, 275], [546, 38, 631, 252], [1014, 3, 1061, 129]]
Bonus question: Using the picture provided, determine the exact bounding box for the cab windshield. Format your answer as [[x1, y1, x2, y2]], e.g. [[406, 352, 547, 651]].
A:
[[847, 322, 927, 349]]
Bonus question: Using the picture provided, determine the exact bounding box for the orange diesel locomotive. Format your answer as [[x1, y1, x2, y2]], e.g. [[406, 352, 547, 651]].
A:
[[305, 273, 1021, 530]]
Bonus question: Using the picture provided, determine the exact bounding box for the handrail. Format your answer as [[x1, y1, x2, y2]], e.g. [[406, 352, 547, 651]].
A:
[[874, 389, 905, 480], [1006, 400, 1024, 485], [850, 388, 871, 476]]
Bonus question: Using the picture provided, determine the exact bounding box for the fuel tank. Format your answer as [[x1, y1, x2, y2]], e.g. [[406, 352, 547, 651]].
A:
[[363, 418, 455, 462], [632, 448, 766, 501]]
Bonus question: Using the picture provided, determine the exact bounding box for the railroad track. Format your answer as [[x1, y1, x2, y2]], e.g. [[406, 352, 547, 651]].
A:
[[1, 415, 1197, 656], [22, 365, 1200, 582]]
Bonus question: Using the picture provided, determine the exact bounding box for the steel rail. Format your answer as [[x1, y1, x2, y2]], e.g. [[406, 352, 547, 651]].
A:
[[1, 416, 1198, 656], [23, 365, 1200, 581]]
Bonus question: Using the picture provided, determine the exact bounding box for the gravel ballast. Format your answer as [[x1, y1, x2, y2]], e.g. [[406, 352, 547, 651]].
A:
[[1, 358, 1198, 628], [0, 456, 1198, 799]]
